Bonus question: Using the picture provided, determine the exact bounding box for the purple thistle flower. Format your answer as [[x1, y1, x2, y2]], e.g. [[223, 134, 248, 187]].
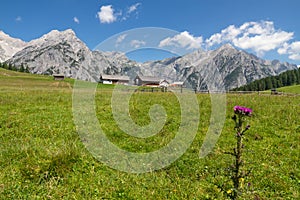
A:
[[234, 106, 252, 116], [244, 108, 253, 116], [233, 106, 241, 113]]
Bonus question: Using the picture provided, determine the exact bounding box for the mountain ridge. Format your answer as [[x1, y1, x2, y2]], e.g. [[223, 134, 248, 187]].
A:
[[1, 29, 298, 89]]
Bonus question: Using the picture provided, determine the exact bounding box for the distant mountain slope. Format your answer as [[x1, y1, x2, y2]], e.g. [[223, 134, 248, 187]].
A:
[[8, 29, 97, 81], [3, 29, 298, 89], [6, 30, 139, 82], [231, 67, 300, 91], [140, 44, 297, 89]]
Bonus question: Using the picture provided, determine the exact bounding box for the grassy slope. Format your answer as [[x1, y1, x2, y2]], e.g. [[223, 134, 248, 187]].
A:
[[276, 84, 300, 94], [0, 68, 299, 199]]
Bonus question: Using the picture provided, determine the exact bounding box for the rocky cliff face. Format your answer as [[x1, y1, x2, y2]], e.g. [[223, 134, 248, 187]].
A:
[[7, 29, 97, 81], [0, 31, 27, 62], [6, 29, 140, 82], [3, 29, 298, 89], [138, 44, 297, 90]]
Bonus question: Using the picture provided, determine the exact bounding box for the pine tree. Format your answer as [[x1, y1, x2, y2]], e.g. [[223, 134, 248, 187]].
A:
[[281, 73, 288, 86], [271, 76, 277, 88], [277, 77, 283, 88], [19, 64, 25, 72], [290, 70, 297, 85], [11, 65, 17, 71], [8, 64, 12, 70], [296, 68, 300, 84], [24, 66, 30, 73], [265, 77, 273, 90], [3, 63, 8, 69]]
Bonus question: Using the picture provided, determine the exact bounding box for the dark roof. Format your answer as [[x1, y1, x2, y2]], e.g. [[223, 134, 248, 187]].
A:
[[136, 75, 160, 83], [53, 74, 65, 77], [171, 81, 184, 85], [101, 74, 130, 81]]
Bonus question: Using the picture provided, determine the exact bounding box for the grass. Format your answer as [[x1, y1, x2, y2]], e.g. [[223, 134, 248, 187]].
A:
[[261, 84, 300, 95], [0, 68, 299, 199], [276, 84, 300, 94]]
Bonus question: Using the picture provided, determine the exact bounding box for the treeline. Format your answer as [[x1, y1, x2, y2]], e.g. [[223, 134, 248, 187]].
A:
[[232, 68, 300, 91], [0, 62, 30, 73]]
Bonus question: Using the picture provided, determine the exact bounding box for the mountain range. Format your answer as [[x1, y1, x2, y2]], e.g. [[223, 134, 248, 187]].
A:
[[0, 29, 298, 90]]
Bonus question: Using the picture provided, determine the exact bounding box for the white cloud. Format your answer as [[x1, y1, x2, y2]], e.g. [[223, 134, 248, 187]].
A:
[[116, 34, 127, 44], [289, 54, 300, 60], [97, 3, 141, 24], [15, 16, 22, 22], [128, 3, 141, 14], [278, 41, 300, 60], [205, 21, 294, 57], [97, 5, 117, 24], [159, 31, 203, 50], [130, 40, 146, 48], [73, 17, 80, 24], [115, 34, 127, 47], [277, 43, 289, 54], [233, 31, 293, 56], [122, 3, 141, 21]]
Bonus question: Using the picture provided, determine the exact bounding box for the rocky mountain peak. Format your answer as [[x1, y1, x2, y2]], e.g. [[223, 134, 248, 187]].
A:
[[27, 29, 82, 48], [0, 30, 27, 62], [44, 29, 77, 40], [0, 30, 9, 38], [214, 43, 239, 55], [219, 43, 235, 49], [7, 29, 94, 79]]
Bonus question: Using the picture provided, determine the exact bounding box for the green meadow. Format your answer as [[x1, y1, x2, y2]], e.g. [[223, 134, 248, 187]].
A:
[[276, 85, 300, 94], [0, 68, 299, 199]]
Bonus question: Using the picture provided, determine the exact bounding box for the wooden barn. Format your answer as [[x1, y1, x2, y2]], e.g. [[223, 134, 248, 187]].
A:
[[100, 74, 130, 85], [53, 74, 65, 81], [170, 81, 184, 87], [134, 75, 161, 87], [159, 79, 170, 88]]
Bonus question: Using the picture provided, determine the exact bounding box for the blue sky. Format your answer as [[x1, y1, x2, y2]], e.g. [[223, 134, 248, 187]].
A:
[[1, 0, 300, 64]]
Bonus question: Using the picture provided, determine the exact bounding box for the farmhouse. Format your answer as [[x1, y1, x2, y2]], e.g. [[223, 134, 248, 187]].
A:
[[53, 74, 65, 81], [100, 74, 130, 85], [170, 81, 184, 87], [134, 75, 161, 87], [159, 79, 169, 88]]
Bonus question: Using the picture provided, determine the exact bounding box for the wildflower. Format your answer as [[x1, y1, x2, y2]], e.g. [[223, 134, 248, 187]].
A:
[[227, 106, 253, 199], [233, 105, 242, 114], [233, 106, 252, 116], [239, 178, 245, 188], [244, 107, 253, 116]]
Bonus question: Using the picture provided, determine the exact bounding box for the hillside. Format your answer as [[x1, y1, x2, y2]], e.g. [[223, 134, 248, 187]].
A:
[[0, 69, 299, 199], [0, 68, 73, 91], [276, 84, 300, 94], [232, 67, 300, 91]]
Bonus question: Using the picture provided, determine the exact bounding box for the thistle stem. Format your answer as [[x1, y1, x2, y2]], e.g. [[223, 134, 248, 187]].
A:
[[233, 134, 242, 199]]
